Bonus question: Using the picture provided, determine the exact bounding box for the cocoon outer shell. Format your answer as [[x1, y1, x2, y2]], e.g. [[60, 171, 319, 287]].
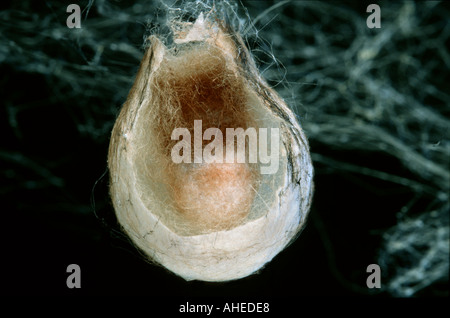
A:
[[108, 12, 314, 282]]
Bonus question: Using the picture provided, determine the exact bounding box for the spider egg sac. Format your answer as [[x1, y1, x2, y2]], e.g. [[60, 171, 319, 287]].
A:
[[107, 11, 314, 282]]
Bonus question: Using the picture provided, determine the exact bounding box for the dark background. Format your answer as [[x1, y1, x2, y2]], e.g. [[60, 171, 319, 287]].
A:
[[1, 0, 448, 300]]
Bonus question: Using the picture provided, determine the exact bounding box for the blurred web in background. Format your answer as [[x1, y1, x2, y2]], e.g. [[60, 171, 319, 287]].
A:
[[0, 0, 448, 296]]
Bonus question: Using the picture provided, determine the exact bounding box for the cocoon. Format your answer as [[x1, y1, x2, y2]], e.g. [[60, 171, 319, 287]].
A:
[[108, 11, 313, 281]]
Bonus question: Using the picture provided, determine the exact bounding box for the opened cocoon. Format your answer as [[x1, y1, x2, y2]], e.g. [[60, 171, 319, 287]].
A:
[[108, 12, 313, 281]]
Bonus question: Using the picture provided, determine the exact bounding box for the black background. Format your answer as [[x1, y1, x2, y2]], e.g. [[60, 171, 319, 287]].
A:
[[1, 0, 448, 302]]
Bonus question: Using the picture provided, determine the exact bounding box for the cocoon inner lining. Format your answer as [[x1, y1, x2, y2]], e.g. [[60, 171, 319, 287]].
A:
[[132, 41, 284, 236]]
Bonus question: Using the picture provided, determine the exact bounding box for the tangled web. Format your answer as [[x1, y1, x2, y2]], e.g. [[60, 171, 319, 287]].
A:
[[0, 0, 448, 296]]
